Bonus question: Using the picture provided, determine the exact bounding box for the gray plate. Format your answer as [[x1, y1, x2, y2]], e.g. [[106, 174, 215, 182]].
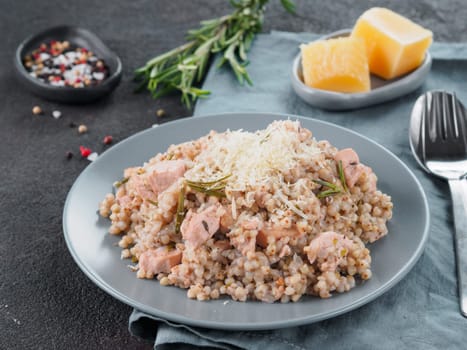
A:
[[291, 29, 432, 111], [63, 112, 430, 330]]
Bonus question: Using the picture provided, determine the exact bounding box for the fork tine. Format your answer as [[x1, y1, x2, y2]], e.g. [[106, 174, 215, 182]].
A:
[[453, 93, 467, 151], [434, 93, 446, 142], [429, 91, 439, 141], [441, 91, 453, 140], [443, 91, 461, 142], [451, 92, 460, 138], [419, 92, 430, 163]]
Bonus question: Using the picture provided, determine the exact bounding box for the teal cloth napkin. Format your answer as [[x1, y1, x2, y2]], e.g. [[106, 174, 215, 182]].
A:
[[129, 31, 467, 350]]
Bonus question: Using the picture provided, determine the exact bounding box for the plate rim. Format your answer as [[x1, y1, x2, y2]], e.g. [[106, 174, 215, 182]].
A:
[[63, 112, 430, 330]]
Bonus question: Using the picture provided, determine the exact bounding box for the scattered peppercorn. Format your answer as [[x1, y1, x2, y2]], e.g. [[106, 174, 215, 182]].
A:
[[66, 151, 74, 159], [156, 109, 165, 117], [78, 124, 88, 134], [69, 122, 77, 128], [52, 110, 62, 119], [79, 146, 92, 158], [23, 40, 110, 88], [87, 152, 99, 162], [32, 106, 42, 115], [103, 135, 113, 145]]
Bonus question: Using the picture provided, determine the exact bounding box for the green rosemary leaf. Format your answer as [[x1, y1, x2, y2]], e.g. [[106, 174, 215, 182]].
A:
[[175, 185, 185, 234], [312, 179, 339, 191], [244, 32, 255, 51], [190, 87, 211, 96], [148, 78, 158, 92], [114, 177, 129, 188], [316, 189, 341, 199], [147, 199, 158, 206], [149, 65, 159, 78], [185, 174, 231, 197], [280, 0, 296, 14], [243, 70, 253, 85], [338, 160, 349, 192], [238, 41, 247, 61], [313, 178, 345, 198], [134, 66, 147, 75]]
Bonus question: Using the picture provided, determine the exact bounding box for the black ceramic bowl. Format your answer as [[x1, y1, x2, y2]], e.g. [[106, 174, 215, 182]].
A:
[[14, 26, 122, 103]]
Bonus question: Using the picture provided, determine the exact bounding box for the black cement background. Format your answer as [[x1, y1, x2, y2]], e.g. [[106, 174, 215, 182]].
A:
[[1, 1, 465, 349]]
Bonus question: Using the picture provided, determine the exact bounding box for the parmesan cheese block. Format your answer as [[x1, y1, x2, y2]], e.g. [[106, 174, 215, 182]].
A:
[[352, 7, 433, 80], [300, 37, 370, 93]]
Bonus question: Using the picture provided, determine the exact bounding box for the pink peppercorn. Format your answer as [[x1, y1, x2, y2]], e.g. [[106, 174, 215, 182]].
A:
[[79, 146, 92, 158], [103, 135, 113, 145]]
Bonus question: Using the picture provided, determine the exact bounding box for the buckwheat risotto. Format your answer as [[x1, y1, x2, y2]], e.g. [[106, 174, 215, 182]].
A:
[[99, 120, 393, 302]]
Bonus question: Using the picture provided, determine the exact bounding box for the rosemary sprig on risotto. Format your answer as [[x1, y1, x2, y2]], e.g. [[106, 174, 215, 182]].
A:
[[175, 186, 185, 233], [147, 199, 158, 206], [337, 160, 348, 192], [313, 179, 344, 199], [185, 174, 232, 197], [114, 177, 129, 188], [313, 162, 349, 199]]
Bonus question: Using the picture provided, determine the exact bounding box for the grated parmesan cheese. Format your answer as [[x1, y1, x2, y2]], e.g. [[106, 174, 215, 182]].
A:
[[184, 120, 322, 193]]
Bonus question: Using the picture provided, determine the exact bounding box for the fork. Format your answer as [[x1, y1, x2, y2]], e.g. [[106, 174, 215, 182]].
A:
[[420, 91, 467, 317]]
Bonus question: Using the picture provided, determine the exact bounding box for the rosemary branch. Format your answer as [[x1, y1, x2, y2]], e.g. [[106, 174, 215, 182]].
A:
[[175, 174, 231, 233], [175, 185, 185, 234], [313, 179, 343, 199], [313, 161, 350, 199], [185, 174, 232, 197], [337, 160, 348, 192], [114, 177, 129, 188], [134, 0, 295, 108]]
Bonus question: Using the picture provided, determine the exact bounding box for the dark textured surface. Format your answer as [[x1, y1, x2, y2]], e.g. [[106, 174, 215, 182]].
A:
[[0, 1, 465, 349]]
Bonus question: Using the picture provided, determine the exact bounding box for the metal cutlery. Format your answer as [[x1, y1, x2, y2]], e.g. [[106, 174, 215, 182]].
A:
[[410, 90, 467, 317]]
